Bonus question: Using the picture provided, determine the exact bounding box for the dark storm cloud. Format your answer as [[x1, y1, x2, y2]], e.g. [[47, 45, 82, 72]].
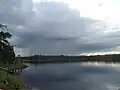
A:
[[46, 37, 77, 41], [0, 0, 120, 55], [76, 43, 114, 52]]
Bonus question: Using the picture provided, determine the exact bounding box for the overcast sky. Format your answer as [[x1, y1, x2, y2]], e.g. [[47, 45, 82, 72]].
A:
[[0, 0, 120, 56]]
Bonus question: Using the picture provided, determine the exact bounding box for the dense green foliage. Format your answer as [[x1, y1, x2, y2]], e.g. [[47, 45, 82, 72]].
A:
[[0, 24, 15, 64]]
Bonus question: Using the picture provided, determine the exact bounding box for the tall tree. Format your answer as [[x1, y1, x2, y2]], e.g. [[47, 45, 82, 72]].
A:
[[0, 24, 15, 64]]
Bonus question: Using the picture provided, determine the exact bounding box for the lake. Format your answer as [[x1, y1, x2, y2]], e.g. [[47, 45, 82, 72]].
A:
[[21, 63, 120, 90]]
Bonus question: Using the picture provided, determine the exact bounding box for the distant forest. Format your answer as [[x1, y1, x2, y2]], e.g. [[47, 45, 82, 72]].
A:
[[21, 54, 120, 63]]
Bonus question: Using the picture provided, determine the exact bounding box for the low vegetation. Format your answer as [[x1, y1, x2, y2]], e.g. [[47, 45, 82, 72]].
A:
[[1, 63, 27, 70], [0, 71, 24, 90]]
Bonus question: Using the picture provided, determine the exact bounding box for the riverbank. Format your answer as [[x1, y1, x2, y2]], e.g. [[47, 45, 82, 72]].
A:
[[0, 63, 28, 90], [0, 63, 28, 70]]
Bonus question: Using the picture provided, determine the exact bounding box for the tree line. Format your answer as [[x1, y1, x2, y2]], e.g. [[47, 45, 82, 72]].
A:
[[22, 54, 120, 63]]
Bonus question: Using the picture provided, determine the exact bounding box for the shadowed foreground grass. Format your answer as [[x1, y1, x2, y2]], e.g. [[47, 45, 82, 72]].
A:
[[0, 70, 24, 90], [0, 63, 28, 90]]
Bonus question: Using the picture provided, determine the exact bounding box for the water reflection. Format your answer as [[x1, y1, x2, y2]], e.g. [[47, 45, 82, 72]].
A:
[[21, 63, 120, 90]]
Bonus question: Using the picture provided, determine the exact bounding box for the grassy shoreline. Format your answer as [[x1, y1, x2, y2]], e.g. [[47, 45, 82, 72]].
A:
[[0, 63, 28, 90], [1, 63, 28, 70]]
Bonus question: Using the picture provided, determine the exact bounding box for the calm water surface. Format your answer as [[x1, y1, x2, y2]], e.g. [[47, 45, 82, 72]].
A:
[[21, 63, 120, 90]]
